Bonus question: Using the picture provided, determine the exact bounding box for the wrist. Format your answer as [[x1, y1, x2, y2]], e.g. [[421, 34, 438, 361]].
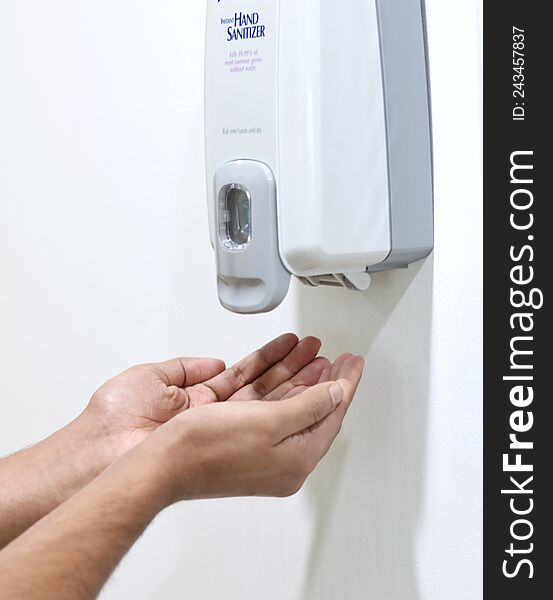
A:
[[103, 433, 180, 514], [128, 421, 200, 509], [63, 410, 120, 485]]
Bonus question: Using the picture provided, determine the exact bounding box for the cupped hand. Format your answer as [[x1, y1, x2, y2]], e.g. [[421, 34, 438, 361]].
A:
[[140, 354, 365, 503], [83, 334, 329, 460]]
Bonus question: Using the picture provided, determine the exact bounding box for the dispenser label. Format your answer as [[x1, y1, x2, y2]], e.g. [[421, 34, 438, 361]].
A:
[[224, 48, 264, 74], [219, 10, 267, 74], [223, 12, 266, 42], [205, 0, 278, 169]]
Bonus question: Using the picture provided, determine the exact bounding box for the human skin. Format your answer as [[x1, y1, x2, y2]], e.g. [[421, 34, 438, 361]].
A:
[[0, 354, 363, 600], [0, 334, 325, 548], [0, 334, 364, 599]]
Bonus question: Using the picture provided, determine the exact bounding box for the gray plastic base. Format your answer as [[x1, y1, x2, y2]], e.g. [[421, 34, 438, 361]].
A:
[[376, 0, 434, 268]]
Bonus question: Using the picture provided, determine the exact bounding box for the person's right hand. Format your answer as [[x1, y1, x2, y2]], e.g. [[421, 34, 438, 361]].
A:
[[130, 354, 364, 504]]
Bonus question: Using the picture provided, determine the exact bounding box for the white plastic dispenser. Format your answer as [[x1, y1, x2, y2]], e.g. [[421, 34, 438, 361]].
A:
[[205, 0, 434, 314]]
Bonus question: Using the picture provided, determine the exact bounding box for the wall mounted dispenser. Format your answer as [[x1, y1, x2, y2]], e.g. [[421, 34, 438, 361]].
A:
[[205, 0, 434, 314]]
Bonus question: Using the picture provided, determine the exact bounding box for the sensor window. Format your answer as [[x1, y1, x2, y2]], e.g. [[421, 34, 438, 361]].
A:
[[219, 184, 252, 250]]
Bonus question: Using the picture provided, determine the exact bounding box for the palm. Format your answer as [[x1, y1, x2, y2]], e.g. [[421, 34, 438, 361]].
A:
[[189, 334, 335, 406], [88, 334, 340, 457]]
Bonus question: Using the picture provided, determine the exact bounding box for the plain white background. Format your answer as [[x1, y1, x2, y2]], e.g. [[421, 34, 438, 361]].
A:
[[0, 1, 483, 599]]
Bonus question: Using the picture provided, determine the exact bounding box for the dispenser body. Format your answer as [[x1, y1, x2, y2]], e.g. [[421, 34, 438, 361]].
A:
[[205, 0, 434, 313]]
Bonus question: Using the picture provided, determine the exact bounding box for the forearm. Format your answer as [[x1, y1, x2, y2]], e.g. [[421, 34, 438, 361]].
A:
[[0, 444, 167, 600], [0, 412, 114, 548]]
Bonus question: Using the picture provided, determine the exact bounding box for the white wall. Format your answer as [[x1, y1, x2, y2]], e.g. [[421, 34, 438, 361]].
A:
[[0, 1, 482, 599]]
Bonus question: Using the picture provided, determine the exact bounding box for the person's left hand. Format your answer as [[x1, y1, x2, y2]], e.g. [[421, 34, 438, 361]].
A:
[[83, 334, 328, 461]]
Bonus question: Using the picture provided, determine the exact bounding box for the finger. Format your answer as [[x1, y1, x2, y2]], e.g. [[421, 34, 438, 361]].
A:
[[270, 381, 345, 442], [335, 355, 365, 406], [154, 358, 226, 388], [317, 361, 333, 384], [229, 337, 322, 401], [202, 333, 300, 401], [264, 356, 330, 402], [308, 356, 365, 453], [330, 353, 354, 381]]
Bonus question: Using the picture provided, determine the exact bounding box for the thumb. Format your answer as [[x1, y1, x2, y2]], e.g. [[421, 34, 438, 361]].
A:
[[271, 382, 344, 441]]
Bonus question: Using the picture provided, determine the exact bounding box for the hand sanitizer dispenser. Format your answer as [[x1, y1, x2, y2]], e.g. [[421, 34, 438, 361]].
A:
[[205, 0, 434, 314]]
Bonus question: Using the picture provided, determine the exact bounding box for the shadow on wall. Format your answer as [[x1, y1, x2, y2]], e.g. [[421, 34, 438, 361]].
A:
[[296, 257, 434, 600]]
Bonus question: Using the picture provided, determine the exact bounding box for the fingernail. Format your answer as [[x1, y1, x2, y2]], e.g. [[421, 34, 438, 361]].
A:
[[330, 383, 344, 408]]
